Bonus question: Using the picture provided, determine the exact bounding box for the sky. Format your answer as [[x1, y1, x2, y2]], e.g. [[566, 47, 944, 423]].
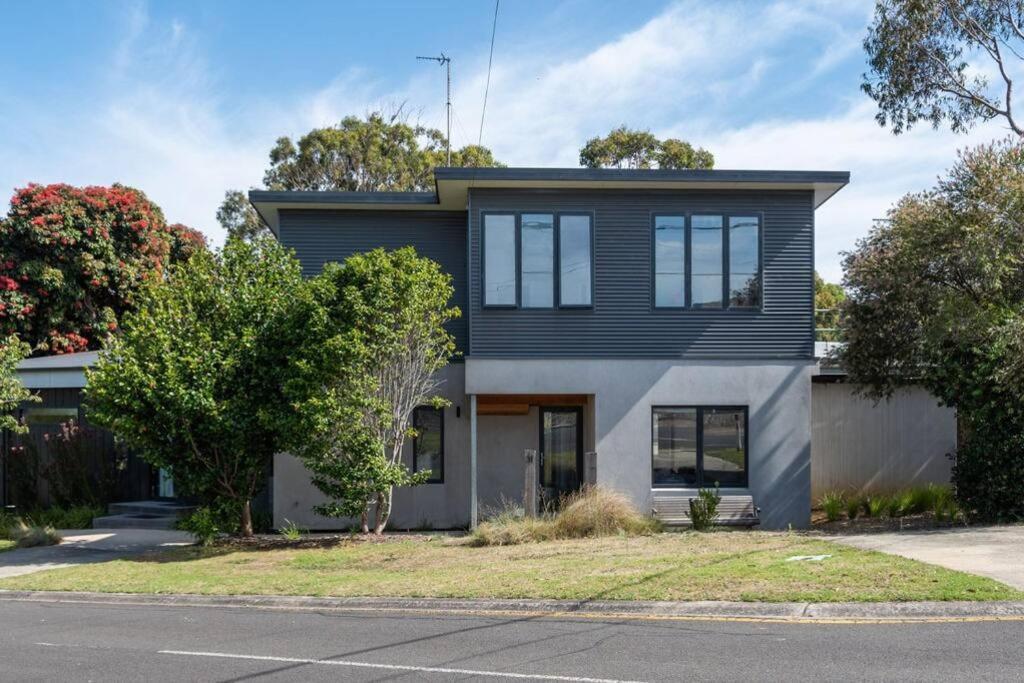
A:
[[0, 0, 1013, 282]]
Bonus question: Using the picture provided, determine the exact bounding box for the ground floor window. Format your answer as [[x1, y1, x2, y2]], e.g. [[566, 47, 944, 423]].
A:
[[413, 406, 444, 483], [651, 406, 747, 488]]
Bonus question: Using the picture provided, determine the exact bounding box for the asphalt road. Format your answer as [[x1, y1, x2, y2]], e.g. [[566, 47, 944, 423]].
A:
[[3, 600, 1024, 682]]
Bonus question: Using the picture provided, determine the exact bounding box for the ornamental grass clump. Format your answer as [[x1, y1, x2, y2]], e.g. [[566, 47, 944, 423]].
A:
[[469, 487, 660, 546], [819, 491, 844, 522], [9, 520, 62, 548]]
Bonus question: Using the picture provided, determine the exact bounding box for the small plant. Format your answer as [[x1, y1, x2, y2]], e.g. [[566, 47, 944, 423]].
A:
[[177, 506, 222, 546], [864, 495, 887, 518], [819, 491, 844, 522], [845, 494, 862, 520], [884, 494, 903, 518], [279, 519, 305, 541], [689, 485, 721, 532], [9, 520, 62, 548]]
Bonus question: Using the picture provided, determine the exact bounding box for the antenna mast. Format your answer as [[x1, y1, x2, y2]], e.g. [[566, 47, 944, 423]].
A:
[[417, 53, 452, 165]]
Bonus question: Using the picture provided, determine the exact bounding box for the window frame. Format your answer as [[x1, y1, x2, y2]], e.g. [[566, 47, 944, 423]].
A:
[[519, 212, 556, 310], [648, 211, 763, 312], [412, 406, 445, 484], [481, 211, 519, 309], [556, 212, 595, 309], [479, 210, 595, 310], [650, 405, 749, 489]]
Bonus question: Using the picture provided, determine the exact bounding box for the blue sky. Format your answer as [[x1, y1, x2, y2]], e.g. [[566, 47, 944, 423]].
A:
[[0, 0, 1010, 281]]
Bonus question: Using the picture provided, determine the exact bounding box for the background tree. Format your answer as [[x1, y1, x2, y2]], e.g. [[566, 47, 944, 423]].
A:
[[814, 271, 846, 342], [0, 184, 206, 355], [838, 140, 1024, 520], [220, 111, 504, 241], [579, 125, 714, 169], [86, 238, 306, 536], [864, 0, 1024, 135], [0, 335, 36, 433], [284, 247, 459, 534]]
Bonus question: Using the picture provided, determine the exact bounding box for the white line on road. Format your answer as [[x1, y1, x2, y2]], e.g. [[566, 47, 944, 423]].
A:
[[158, 649, 648, 682]]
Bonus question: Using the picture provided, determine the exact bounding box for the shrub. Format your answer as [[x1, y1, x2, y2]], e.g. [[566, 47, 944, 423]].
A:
[[953, 426, 1024, 522], [0, 510, 17, 539], [864, 495, 887, 518], [845, 494, 862, 520], [279, 519, 305, 541], [689, 485, 721, 532], [819, 491, 844, 522], [469, 487, 659, 546], [9, 520, 62, 548], [26, 505, 101, 529], [177, 506, 222, 546]]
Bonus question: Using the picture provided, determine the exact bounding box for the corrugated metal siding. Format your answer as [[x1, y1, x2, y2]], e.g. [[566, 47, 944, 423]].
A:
[[468, 189, 815, 359], [278, 209, 469, 353]]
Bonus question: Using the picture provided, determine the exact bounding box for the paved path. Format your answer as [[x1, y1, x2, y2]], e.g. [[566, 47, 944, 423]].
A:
[[829, 524, 1024, 590], [3, 598, 1024, 681], [0, 528, 192, 579]]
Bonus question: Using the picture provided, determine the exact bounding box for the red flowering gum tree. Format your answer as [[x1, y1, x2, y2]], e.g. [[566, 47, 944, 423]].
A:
[[0, 184, 207, 354]]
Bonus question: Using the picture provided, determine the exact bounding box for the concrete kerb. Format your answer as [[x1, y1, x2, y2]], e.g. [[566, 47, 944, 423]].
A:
[[3, 590, 1024, 624]]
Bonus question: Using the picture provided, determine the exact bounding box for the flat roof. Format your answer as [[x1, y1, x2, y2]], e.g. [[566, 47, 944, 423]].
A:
[[250, 167, 850, 234]]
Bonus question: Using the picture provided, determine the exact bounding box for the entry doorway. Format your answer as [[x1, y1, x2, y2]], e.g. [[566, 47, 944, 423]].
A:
[[539, 407, 583, 505]]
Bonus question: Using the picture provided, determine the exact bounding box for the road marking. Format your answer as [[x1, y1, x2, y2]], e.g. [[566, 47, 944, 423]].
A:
[[159, 649, 647, 682]]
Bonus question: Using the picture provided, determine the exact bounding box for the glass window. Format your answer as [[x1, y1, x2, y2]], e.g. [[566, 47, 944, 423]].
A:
[[652, 406, 747, 488], [22, 407, 78, 425], [701, 408, 747, 487], [521, 213, 554, 308], [483, 214, 516, 306], [691, 215, 723, 308], [653, 215, 685, 307], [729, 216, 760, 308], [652, 408, 698, 486], [413, 407, 443, 483], [558, 215, 592, 306]]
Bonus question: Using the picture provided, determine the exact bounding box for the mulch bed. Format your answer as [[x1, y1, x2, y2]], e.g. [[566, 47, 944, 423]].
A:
[[810, 511, 966, 535]]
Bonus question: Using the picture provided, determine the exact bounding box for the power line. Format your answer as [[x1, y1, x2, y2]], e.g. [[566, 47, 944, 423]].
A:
[[478, 0, 500, 147]]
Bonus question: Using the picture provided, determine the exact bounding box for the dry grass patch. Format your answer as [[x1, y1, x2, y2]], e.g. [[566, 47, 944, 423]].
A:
[[2, 531, 1020, 603]]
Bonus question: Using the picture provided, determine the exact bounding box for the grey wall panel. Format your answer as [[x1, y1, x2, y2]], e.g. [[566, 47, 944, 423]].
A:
[[811, 382, 955, 498], [468, 189, 815, 359], [278, 209, 469, 353]]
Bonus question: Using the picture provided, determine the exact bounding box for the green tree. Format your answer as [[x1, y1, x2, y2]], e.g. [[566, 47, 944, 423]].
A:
[[85, 238, 306, 535], [814, 271, 846, 342], [0, 335, 35, 433], [864, 0, 1024, 136], [579, 125, 714, 169], [838, 140, 1024, 520], [284, 247, 459, 534], [0, 183, 205, 354], [220, 112, 504, 241]]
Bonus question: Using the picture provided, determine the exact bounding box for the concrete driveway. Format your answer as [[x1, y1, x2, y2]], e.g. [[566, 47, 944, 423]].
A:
[[0, 528, 193, 579], [830, 524, 1024, 590]]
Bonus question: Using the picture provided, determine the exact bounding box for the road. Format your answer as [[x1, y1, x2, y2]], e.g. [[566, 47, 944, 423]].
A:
[[2, 599, 1024, 681]]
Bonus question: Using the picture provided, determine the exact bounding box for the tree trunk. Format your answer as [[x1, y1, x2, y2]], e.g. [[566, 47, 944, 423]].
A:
[[373, 487, 393, 535], [240, 499, 253, 537], [360, 507, 369, 534]]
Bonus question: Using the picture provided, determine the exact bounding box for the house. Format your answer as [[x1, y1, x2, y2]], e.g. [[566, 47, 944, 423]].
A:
[[251, 167, 850, 530]]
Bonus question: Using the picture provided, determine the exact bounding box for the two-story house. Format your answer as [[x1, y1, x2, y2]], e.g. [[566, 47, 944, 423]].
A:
[[251, 167, 850, 530]]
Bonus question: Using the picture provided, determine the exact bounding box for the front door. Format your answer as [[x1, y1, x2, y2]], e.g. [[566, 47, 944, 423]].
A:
[[540, 407, 583, 505]]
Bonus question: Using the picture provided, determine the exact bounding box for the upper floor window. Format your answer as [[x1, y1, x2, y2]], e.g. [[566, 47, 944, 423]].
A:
[[691, 215, 724, 308], [651, 214, 761, 310], [728, 216, 760, 308], [653, 215, 686, 308], [483, 213, 516, 306], [521, 214, 554, 308], [558, 214, 592, 307], [413, 406, 444, 483]]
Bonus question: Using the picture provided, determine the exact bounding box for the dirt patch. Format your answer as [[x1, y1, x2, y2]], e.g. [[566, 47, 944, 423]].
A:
[[213, 532, 455, 551], [810, 511, 967, 535]]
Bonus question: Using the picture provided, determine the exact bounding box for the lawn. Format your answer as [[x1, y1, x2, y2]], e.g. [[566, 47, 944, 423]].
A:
[[0, 540, 15, 553], [1, 532, 1019, 602]]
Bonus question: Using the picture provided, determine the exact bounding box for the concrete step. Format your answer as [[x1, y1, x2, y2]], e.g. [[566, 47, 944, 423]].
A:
[[107, 501, 196, 517], [91, 513, 181, 530]]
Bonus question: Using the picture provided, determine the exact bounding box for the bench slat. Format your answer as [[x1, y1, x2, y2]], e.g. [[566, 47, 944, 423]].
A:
[[651, 493, 760, 527]]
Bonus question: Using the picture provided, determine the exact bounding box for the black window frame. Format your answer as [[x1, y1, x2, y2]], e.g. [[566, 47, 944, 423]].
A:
[[413, 406, 445, 484], [481, 211, 519, 309], [651, 405, 749, 489], [648, 212, 763, 312], [479, 210, 595, 310]]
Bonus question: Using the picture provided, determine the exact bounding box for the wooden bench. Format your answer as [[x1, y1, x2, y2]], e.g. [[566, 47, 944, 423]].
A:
[[651, 491, 760, 527]]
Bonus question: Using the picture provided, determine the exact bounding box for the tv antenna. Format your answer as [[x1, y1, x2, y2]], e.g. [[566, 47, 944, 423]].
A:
[[417, 53, 452, 165]]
